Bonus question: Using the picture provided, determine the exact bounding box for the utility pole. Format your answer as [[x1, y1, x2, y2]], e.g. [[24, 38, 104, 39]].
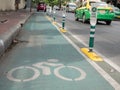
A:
[[59, 0, 62, 9], [27, 0, 32, 12], [30, 0, 32, 12]]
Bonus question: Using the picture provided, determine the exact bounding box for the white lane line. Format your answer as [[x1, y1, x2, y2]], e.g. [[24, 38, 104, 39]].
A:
[[52, 22, 120, 90], [68, 31, 120, 73], [50, 19, 120, 73]]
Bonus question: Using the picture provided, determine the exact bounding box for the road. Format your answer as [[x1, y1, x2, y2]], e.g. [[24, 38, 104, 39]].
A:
[[0, 12, 119, 90], [55, 11, 120, 67]]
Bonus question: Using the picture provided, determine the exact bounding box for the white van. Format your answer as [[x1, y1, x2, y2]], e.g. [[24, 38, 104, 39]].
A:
[[66, 3, 77, 12]]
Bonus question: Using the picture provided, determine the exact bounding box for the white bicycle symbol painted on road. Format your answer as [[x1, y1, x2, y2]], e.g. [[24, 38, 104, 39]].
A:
[[7, 59, 86, 82]]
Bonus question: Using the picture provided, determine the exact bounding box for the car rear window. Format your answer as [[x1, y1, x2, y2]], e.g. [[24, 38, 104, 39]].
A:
[[90, 2, 108, 7]]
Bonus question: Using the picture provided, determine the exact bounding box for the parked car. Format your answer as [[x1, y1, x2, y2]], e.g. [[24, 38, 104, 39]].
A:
[[111, 6, 120, 19], [75, 0, 115, 25], [66, 3, 77, 12], [113, 7, 120, 19], [37, 2, 46, 12], [54, 5, 60, 10]]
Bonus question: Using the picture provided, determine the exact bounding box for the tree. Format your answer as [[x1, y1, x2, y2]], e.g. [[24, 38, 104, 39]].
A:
[[44, 0, 58, 7], [32, 0, 71, 8]]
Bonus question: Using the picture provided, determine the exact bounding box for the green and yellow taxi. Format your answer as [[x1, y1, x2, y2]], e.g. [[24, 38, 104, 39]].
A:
[[75, 0, 115, 25]]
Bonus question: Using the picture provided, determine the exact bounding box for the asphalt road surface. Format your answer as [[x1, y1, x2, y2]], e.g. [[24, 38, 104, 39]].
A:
[[55, 11, 120, 67], [0, 12, 118, 90]]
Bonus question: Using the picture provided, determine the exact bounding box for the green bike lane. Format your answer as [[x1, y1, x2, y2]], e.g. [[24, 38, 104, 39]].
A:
[[0, 12, 114, 90]]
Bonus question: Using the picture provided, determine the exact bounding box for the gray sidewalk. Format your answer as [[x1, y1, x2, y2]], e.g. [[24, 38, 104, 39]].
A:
[[0, 9, 32, 56]]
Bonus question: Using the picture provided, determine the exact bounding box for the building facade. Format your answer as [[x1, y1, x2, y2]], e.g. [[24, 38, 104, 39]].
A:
[[0, 0, 26, 11]]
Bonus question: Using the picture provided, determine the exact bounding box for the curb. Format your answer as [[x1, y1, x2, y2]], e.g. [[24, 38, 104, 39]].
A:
[[0, 13, 32, 57], [46, 16, 67, 33]]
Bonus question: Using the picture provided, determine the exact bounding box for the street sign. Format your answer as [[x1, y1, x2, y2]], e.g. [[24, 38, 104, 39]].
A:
[[90, 3, 97, 26]]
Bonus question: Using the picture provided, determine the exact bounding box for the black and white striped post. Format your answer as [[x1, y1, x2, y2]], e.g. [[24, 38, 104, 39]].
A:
[[53, 7, 56, 22], [89, 3, 97, 52], [62, 14, 65, 29], [62, 7, 66, 29], [89, 25, 96, 52]]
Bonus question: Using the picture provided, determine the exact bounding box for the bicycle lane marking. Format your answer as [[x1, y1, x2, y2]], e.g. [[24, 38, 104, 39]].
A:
[[54, 65, 86, 81], [7, 66, 40, 82], [6, 60, 87, 82], [1, 13, 115, 90]]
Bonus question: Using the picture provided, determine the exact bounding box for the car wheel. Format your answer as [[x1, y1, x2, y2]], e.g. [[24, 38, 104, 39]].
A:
[[75, 17, 79, 21], [82, 14, 86, 23], [75, 13, 79, 21], [106, 21, 111, 25]]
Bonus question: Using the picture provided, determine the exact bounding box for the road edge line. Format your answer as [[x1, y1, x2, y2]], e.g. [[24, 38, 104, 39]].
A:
[[46, 15, 120, 89]]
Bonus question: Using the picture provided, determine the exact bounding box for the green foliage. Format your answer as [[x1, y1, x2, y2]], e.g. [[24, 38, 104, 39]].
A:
[[32, 0, 41, 3], [32, 0, 71, 5], [32, 0, 71, 7], [43, 0, 58, 6]]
